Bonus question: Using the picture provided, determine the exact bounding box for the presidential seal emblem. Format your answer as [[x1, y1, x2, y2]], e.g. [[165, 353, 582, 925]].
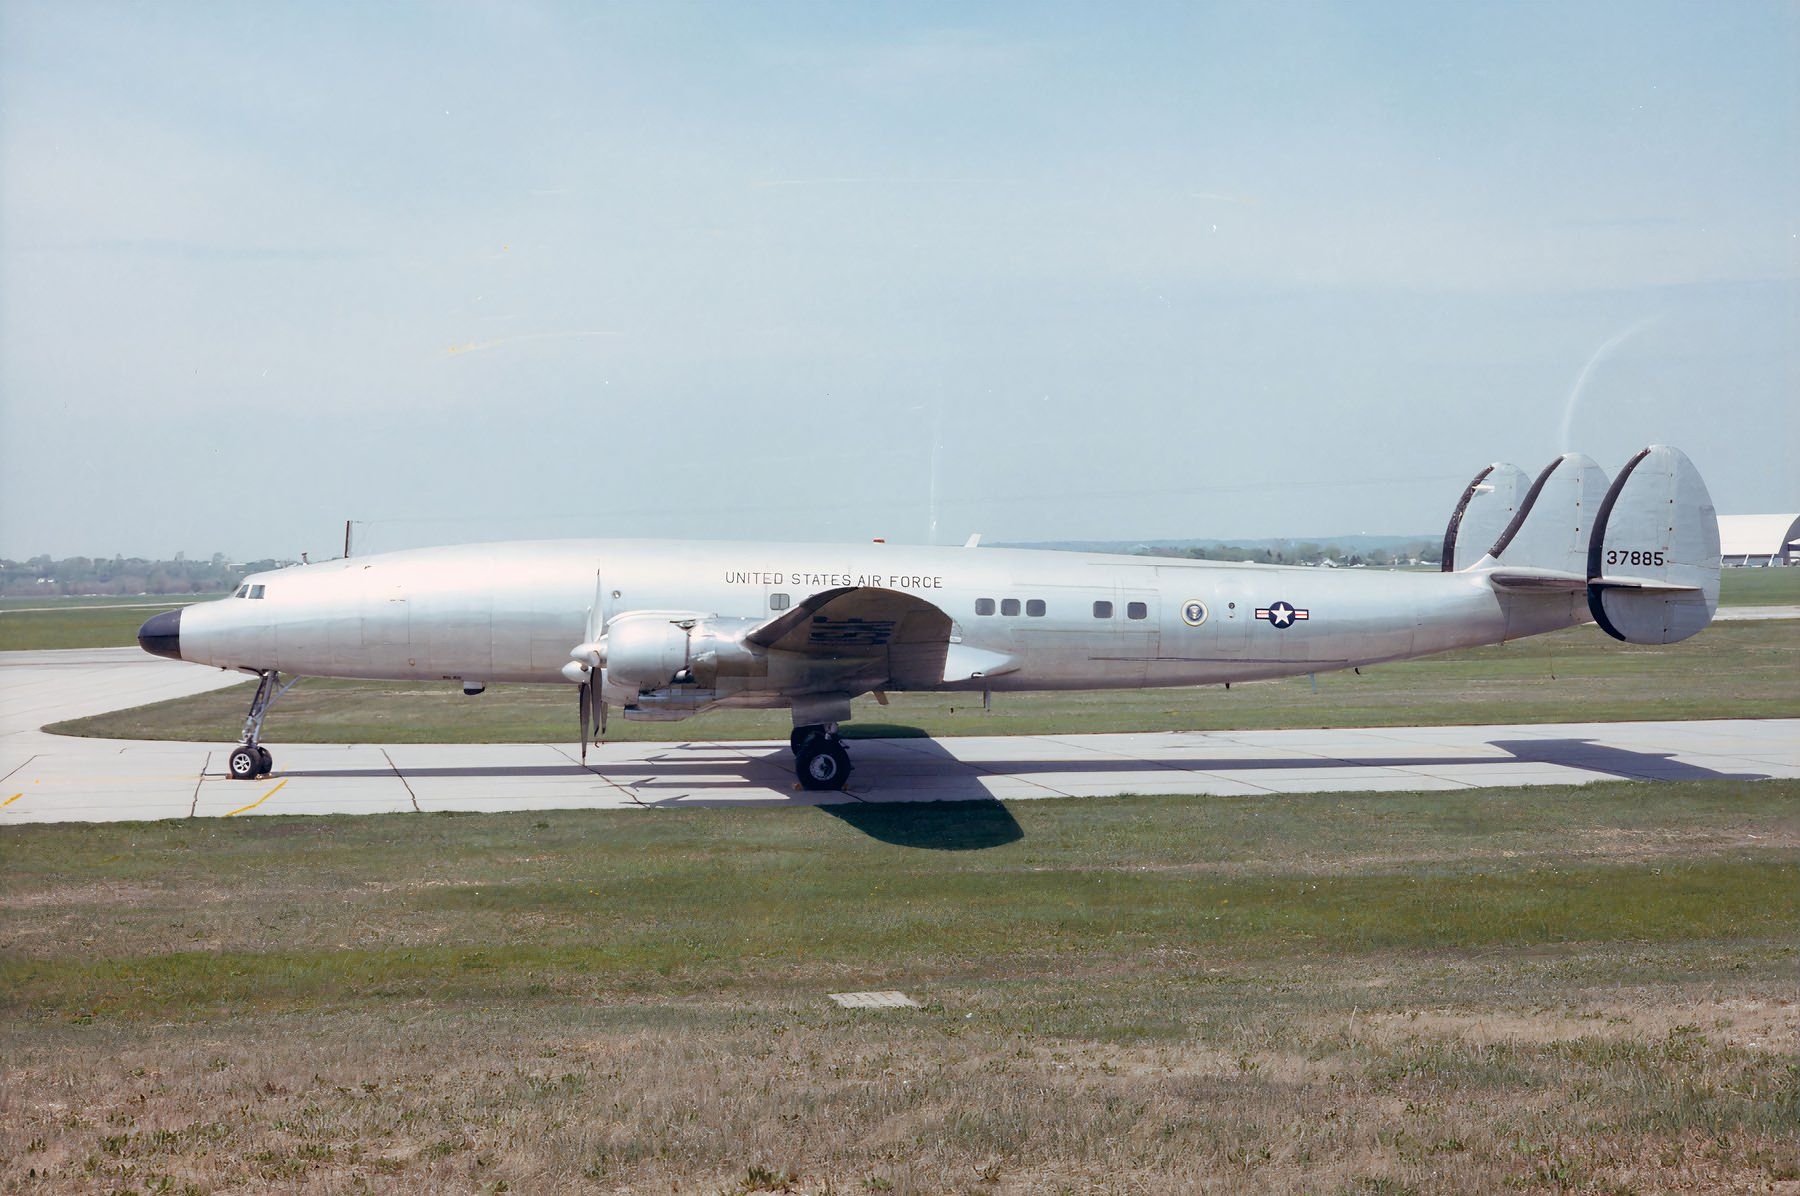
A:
[[1181, 599, 1208, 627]]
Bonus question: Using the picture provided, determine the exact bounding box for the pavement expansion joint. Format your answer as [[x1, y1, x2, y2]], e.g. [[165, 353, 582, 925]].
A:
[[187, 751, 209, 818], [380, 748, 420, 812], [0, 753, 39, 787], [548, 744, 648, 806]]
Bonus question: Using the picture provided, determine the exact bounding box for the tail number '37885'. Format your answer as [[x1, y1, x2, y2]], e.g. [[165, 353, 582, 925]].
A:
[[1605, 549, 1666, 567]]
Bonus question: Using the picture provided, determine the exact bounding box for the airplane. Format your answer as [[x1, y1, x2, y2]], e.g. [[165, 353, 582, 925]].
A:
[[138, 445, 1720, 791]]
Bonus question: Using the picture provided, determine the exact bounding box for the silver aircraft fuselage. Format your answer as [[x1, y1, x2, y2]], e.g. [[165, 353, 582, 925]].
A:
[[171, 538, 1581, 700], [137, 444, 1719, 786]]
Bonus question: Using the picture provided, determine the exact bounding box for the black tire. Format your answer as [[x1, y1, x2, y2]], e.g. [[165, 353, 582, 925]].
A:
[[796, 739, 851, 791], [255, 747, 273, 777], [228, 746, 260, 781]]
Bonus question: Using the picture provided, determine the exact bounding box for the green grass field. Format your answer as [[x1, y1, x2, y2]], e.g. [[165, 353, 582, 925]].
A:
[[1717, 566, 1800, 605], [0, 597, 206, 651], [49, 618, 1800, 744], [3, 779, 1794, 1192], [0, 595, 222, 609]]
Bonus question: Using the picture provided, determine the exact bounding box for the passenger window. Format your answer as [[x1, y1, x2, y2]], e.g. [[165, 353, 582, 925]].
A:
[[1026, 599, 1046, 617], [769, 592, 790, 611], [1093, 600, 1113, 619], [1001, 598, 1021, 616], [975, 598, 996, 616], [249, 585, 265, 599], [1127, 601, 1148, 620]]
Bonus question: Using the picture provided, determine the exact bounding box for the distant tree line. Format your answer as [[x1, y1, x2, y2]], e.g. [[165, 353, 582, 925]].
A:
[[0, 553, 294, 597], [1136, 540, 1442, 567]]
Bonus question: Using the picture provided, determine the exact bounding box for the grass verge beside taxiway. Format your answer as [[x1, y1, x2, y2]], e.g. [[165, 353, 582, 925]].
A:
[[2, 778, 1795, 1192]]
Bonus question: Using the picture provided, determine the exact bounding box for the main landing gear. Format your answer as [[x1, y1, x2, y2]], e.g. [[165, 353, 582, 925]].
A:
[[790, 723, 851, 791], [227, 670, 299, 780]]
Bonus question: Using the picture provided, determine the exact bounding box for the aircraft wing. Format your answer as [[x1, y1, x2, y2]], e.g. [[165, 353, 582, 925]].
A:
[[744, 586, 956, 689]]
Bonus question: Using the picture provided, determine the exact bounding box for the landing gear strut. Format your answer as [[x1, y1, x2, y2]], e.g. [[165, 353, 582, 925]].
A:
[[228, 670, 298, 780], [791, 722, 851, 791]]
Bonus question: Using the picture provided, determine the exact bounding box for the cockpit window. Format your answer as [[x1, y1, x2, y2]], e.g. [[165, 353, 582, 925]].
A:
[[248, 584, 266, 599], [234, 585, 249, 598]]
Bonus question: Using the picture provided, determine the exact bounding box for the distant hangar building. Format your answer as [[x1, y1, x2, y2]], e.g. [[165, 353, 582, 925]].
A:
[[1717, 513, 1800, 566]]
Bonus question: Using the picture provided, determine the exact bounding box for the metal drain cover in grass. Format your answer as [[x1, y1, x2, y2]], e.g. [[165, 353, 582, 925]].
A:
[[829, 990, 920, 1009]]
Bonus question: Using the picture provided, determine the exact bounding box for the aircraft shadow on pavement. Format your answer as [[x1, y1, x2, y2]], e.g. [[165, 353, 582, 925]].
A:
[[274, 735, 1764, 852], [645, 735, 1027, 849], [284, 736, 1767, 789], [1484, 739, 1768, 784]]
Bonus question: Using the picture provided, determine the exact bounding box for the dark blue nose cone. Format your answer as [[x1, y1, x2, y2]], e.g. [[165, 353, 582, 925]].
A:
[[137, 608, 182, 660]]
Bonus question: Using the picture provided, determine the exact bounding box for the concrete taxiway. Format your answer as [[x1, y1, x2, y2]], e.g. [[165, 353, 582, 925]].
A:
[[2, 647, 1796, 824]]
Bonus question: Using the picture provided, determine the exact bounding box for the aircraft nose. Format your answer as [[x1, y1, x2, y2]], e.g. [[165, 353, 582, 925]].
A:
[[137, 608, 182, 661]]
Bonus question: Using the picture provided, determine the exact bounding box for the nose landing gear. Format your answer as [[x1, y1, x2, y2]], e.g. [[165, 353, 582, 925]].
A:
[[791, 723, 851, 791], [228, 670, 299, 780]]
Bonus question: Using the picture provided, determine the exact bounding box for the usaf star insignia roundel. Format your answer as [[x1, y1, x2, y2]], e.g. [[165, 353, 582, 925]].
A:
[[1255, 600, 1309, 629]]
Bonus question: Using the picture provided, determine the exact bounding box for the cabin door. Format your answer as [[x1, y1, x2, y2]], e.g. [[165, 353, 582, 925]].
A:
[[1114, 587, 1161, 685]]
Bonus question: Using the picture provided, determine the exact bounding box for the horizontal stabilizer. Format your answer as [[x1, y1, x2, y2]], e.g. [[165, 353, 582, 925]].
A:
[[1487, 568, 1704, 594], [1484, 568, 1589, 592], [1589, 575, 1702, 593]]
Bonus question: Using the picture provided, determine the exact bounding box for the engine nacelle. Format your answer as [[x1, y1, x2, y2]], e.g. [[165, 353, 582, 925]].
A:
[[684, 617, 767, 688], [603, 612, 699, 691], [599, 612, 773, 695]]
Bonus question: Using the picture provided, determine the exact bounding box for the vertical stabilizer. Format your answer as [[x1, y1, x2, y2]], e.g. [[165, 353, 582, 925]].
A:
[[1476, 452, 1609, 576], [1586, 446, 1719, 643], [1442, 463, 1530, 572]]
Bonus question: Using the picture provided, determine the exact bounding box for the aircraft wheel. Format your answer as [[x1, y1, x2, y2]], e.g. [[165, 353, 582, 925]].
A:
[[228, 745, 261, 781], [796, 739, 851, 791], [790, 724, 826, 754], [255, 747, 274, 777]]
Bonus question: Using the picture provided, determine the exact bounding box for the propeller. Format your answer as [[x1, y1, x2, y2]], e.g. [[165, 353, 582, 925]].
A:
[[569, 568, 610, 765]]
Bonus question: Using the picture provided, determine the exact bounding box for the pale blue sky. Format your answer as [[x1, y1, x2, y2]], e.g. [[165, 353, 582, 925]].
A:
[[2, 1, 1794, 558]]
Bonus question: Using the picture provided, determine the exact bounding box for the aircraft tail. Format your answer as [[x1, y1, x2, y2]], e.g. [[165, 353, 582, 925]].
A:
[[1585, 445, 1720, 643], [1447, 447, 1719, 644]]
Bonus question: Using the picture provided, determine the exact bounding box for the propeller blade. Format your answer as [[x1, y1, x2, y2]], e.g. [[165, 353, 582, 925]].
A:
[[578, 680, 591, 764]]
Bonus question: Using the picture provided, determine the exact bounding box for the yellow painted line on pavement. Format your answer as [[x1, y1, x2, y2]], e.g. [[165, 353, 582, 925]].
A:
[[2, 793, 21, 806], [225, 779, 287, 817]]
